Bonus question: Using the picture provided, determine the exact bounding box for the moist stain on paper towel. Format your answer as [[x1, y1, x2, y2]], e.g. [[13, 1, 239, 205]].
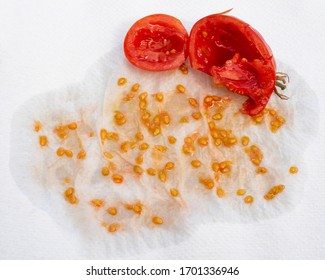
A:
[[10, 53, 319, 256]]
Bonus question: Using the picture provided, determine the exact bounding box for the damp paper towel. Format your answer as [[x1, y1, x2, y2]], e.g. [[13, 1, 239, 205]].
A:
[[10, 52, 318, 258]]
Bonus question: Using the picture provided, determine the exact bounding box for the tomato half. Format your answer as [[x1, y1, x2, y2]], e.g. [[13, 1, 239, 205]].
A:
[[124, 14, 189, 71], [189, 14, 276, 116]]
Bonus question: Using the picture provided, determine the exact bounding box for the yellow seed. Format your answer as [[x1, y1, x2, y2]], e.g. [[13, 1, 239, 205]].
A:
[[64, 187, 74, 197], [104, 152, 113, 159], [155, 145, 168, 153], [117, 77, 127, 86], [269, 109, 277, 116], [244, 195, 254, 204], [165, 162, 175, 170], [56, 147, 65, 157], [68, 122, 77, 130], [227, 137, 237, 145], [165, 50, 170, 55], [139, 100, 147, 109], [39, 135, 48, 147], [219, 130, 227, 138], [77, 150, 86, 160], [236, 189, 246, 196], [139, 142, 149, 150], [216, 187, 224, 198], [188, 98, 198, 107], [108, 161, 117, 172], [214, 138, 222, 146], [180, 116, 189, 123], [170, 188, 179, 197], [123, 92, 135, 102], [264, 184, 285, 200], [139, 92, 148, 100], [34, 121, 42, 132], [211, 162, 219, 172], [147, 168, 156, 176], [64, 177, 71, 184], [114, 111, 126, 126], [202, 31, 208, 38], [192, 112, 202, 120], [176, 84, 186, 93], [64, 188, 78, 204], [256, 167, 268, 174], [64, 150, 73, 158], [135, 155, 143, 165], [155, 93, 164, 102], [219, 161, 232, 174], [125, 204, 134, 211], [152, 216, 163, 225], [254, 116, 264, 124], [184, 137, 193, 144], [198, 137, 209, 146], [262, 108, 269, 115], [120, 141, 130, 153], [131, 83, 140, 92], [204, 96, 213, 106], [112, 174, 124, 184], [67, 195, 78, 204], [199, 177, 214, 190], [241, 136, 250, 146], [168, 136, 177, 144], [141, 111, 151, 121], [133, 165, 143, 175], [54, 125, 69, 139], [152, 127, 161, 136], [135, 132, 144, 141], [271, 121, 281, 128], [129, 87, 140, 99], [133, 204, 142, 214], [100, 129, 108, 141], [107, 132, 119, 141], [179, 63, 188, 74], [161, 112, 171, 125], [191, 160, 201, 168], [208, 121, 216, 129], [289, 166, 298, 174], [107, 207, 117, 216], [170, 49, 176, 54], [102, 167, 110, 176], [182, 144, 194, 155], [153, 115, 161, 126], [158, 170, 167, 183], [212, 113, 223, 120], [210, 129, 219, 139], [224, 137, 238, 146], [108, 223, 120, 233], [89, 131, 94, 137], [276, 115, 286, 124], [251, 158, 261, 166], [91, 199, 104, 208]]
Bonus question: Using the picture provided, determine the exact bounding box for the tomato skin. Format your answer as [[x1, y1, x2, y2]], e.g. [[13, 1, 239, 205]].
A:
[[189, 14, 276, 116], [124, 14, 189, 71]]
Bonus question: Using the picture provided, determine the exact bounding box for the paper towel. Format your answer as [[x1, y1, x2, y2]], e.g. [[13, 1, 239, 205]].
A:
[[10, 50, 319, 258]]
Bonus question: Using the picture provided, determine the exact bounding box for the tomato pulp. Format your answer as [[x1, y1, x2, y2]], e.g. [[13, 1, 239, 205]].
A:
[[189, 14, 276, 116], [124, 14, 189, 71]]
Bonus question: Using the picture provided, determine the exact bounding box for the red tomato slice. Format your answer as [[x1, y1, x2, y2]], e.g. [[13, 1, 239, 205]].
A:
[[124, 14, 189, 71], [189, 14, 276, 116]]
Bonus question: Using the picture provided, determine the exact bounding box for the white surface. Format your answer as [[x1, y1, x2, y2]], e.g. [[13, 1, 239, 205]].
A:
[[0, 0, 325, 259]]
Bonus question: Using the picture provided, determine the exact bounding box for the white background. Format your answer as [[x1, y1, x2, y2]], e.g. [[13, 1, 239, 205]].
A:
[[0, 0, 325, 259]]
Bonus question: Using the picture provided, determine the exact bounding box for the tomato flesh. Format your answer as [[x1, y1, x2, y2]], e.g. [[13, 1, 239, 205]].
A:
[[124, 14, 188, 71], [189, 14, 276, 116]]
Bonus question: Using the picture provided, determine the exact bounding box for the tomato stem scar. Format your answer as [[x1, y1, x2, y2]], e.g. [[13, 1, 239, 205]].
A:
[[216, 8, 234, 15], [274, 72, 289, 100]]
